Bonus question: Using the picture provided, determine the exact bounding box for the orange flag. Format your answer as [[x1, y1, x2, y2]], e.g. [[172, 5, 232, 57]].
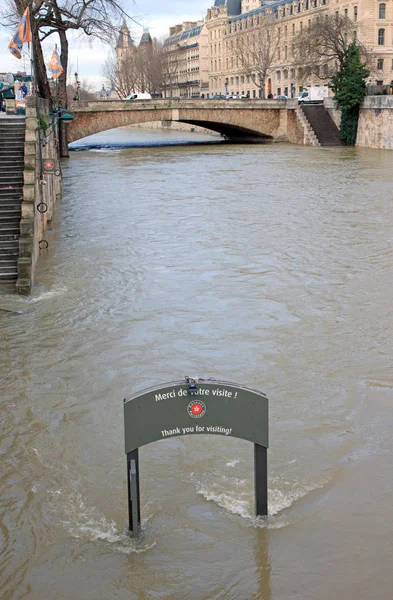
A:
[[8, 7, 32, 60], [48, 45, 64, 79]]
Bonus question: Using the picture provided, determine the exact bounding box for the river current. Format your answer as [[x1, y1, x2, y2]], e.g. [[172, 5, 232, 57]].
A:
[[1, 126, 393, 599]]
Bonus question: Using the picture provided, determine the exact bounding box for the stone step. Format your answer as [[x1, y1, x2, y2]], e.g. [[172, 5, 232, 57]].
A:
[[0, 189, 23, 197], [0, 242, 19, 253], [0, 231, 20, 240], [0, 171, 23, 178], [0, 272, 18, 281], [0, 220, 20, 229], [0, 210, 21, 218], [0, 163, 25, 169], [0, 262, 18, 273], [0, 132, 25, 137]]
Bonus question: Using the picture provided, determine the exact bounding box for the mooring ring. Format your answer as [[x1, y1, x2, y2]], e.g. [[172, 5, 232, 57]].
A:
[[39, 240, 49, 249], [36, 202, 48, 214], [55, 169, 61, 176]]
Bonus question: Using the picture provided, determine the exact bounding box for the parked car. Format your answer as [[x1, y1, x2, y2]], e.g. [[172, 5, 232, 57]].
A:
[[209, 94, 226, 99], [275, 95, 288, 100], [125, 93, 152, 100]]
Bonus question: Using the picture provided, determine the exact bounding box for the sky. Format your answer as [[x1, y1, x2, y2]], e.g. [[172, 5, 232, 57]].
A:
[[0, 0, 210, 90]]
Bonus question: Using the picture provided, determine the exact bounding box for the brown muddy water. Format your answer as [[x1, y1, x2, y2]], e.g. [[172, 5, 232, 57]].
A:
[[1, 127, 393, 600]]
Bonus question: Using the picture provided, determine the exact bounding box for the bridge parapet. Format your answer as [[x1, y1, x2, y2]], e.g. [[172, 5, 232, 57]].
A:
[[70, 98, 299, 113]]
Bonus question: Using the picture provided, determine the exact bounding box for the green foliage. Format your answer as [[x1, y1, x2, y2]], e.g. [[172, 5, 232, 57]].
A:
[[39, 115, 48, 135], [330, 42, 369, 145]]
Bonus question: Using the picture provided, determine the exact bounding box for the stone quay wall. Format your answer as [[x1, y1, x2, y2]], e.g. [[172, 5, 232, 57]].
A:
[[356, 96, 393, 150], [16, 97, 62, 294]]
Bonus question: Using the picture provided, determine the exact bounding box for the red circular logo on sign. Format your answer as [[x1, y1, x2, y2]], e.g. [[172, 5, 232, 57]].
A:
[[187, 400, 206, 419], [45, 160, 54, 169]]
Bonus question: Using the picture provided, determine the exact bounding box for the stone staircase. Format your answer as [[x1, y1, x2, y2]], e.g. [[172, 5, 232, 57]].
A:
[[0, 116, 25, 286], [299, 104, 343, 146]]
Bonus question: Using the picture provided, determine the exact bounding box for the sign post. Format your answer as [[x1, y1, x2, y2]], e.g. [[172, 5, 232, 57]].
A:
[[124, 378, 269, 535]]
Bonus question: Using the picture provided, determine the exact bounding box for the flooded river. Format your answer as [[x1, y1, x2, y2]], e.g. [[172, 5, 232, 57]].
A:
[[1, 127, 393, 599]]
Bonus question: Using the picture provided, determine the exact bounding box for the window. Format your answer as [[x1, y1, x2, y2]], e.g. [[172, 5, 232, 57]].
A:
[[285, 25, 287, 37], [379, 3, 386, 19], [378, 28, 385, 45], [290, 68, 296, 79], [344, 8, 348, 17], [284, 46, 288, 60], [277, 70, 281, 81], [392, 58, 393, 70], [353, 30, 357, 40], [292, 24, 295, 35], [277, 87, 281, 95], [354, 6, 358, 21], [284, 69, 288, 79], [377, 58, 384, 70], [278, 27, 281, 41], [300, 21, 303, 31]]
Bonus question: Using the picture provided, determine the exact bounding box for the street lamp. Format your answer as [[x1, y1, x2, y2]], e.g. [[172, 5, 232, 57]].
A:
[[74, 71, 80, 101]]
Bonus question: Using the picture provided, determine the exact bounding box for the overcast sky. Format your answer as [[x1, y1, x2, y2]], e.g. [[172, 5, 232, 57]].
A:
[[0, 0, 210, 89]]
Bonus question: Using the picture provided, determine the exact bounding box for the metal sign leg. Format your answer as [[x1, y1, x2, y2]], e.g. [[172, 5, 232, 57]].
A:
[[127, 449, 141, 535], [254, 443, 268, 516]]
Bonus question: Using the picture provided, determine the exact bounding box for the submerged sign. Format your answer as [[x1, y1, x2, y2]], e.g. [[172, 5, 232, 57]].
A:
[[124, 378, 269, 534], [124, 380, 268, 453]]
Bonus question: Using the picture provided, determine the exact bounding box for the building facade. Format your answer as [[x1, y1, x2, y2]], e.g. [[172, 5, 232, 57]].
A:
[[161, 0, 393, 99], [205, 0, 393, 98], [162, 21, 209, 98]]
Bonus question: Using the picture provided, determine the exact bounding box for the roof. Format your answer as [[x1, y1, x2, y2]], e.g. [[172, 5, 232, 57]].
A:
[[228, 0, 301, 22], [214, 0, 242, 16], [140, 29, 152, 45], [163, 24, 203, 47]]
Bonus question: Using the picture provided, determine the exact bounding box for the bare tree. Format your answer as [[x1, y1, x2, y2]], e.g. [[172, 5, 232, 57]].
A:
[[160, 44, 179, 98], [2, 0, 131, 105], [103, 51, 139, 98], [293, 14, 367, 81], [237, 14, 279, 99]]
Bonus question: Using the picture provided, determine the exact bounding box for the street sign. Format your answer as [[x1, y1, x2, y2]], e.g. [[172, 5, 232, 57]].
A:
[[124, 378, 269, 535]]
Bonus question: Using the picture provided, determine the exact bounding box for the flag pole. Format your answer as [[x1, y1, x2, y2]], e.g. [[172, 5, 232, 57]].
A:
[[29, 2, 36, 95]]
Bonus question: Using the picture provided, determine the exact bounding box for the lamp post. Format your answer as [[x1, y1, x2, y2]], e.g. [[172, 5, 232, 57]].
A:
[[74, 71, 80, 101]]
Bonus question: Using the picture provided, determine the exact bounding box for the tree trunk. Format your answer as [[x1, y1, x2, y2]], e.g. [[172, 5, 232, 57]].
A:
[[32, 18, 52, 101], [58, 29, 69, 158], [260, 75, 266, 99]]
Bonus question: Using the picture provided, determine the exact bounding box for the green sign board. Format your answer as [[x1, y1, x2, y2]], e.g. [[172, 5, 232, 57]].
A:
[[124, 378, 269, 535]]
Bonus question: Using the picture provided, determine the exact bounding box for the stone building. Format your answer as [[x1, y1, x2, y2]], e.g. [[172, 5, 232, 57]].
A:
[[162, 21, 209, 98], [197, 0, 393, 98], [116, 24, 158, 95], [116, 22, 135, 66]]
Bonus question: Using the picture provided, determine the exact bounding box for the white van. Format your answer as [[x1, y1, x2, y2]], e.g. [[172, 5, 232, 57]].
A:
[[125, 93, 152, 100]]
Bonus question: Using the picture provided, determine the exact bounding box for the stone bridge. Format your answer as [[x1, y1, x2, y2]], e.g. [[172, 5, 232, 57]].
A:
[[67, 99, 305, 144]]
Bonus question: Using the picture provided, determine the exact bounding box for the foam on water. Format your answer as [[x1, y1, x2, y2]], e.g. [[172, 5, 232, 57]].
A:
[[52, 490, 156, 554], [194, 472, 332, 529], [27, 287, 68, 303]]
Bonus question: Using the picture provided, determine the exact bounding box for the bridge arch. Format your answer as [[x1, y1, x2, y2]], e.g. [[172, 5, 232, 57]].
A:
[[67, 99, 300, 144]]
